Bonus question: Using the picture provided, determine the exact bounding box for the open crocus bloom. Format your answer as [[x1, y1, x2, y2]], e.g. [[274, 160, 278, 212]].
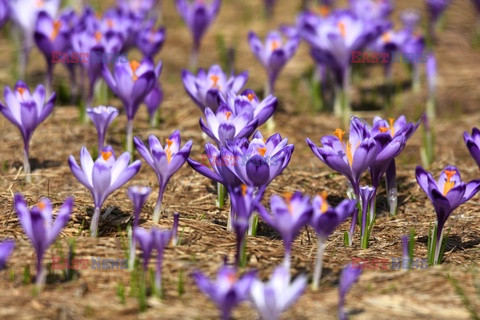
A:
[[34, 11, 70, 63], [370, 115, 419, 140], [463, 128, 480, 169], [307, 122, 378, 196], [14, 194, 73, 285], [200, 104, 258, 147], [136, 24, 166, 58], [250, 266, 307, 320], [134, 131, 193, 222], [256, 192, 312, 266], [226, 89, 277, 127], [416, 165, 480, 264], [182, 64, 248, 112], [193, 266, 256, 320], [248, 30, 300, 93], [68, 146, 141, 237], [223, 131, 294, 188]]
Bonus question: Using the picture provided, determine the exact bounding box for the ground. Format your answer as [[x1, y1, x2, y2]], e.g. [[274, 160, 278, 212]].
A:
[[1, 0, 480, 319]]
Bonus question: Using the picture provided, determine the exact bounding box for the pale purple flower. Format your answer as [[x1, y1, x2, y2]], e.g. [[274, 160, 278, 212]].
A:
[[0, 239, 15, 270], [338, 264, 362, 320], [136, 24, 166, 58], [0, 0, 9, 29], [15, 194, 73, 285], [226, 89, 277, 127], [68, 146, 141, 237], [87, 106, 119, 151]]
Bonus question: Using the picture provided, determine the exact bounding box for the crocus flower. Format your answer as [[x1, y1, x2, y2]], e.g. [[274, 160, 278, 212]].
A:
[[358, 186, 375, 247], [416, 165, 480, 264], [226, 90, 277, 128], [175, 0, 221, 68], [34, 10, 70, 95], [223, 131, 294, 188], [200, 104, 258, 147], [68, 146, 141, 237], [464, 128, 480, 169], [136, 23, 166, 58], [338, 264, 362, 320], [426, 0, 451, 25], [134, 227, 172, 294], [309, 192, 356, 290], [134, 131, 192, 223], [144, 84, 163, 127], [402, 235, 409, 262], [0, 0, 9, 29], [8, 0, 59, 78], [256, 192, 313, 268], [349, 0, 394, 22], [400, 9, 421, 33], [0, 239, 15, 269], [14, 194, 73, 286], [264, 0, 276, 18], [306, 124, 378, 197], [0, 81, 56, 182], [87, 106, 119, 151], [128, 186, 151, 231], [172, 212, 180, 246], [400, 32, 426, 91], [250, 266, 306, 320], [193, 266, 256, 320], [248, 30, 300, 95], [182, 64, 249, 112], [102, 58, 159, 153]]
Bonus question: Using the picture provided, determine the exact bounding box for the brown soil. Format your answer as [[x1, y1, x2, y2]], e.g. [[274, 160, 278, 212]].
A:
[[1, 0, 480, 319]]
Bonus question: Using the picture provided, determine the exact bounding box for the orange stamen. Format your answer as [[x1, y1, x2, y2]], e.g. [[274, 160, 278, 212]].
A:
[[50, 21, 62, 40], [247, 93, 255, 102], [37, 201, 46, 210], [106, 19, 114, 28], [210, 75, 220, 88], [95, 31, 102, 42], [271, 40, 280, 51], [226, 273, 236, 284], [16, 87, 26, 98], [318, 5, 330, 17], [346, 141, 353, 166], [225, 111, 232, 120], [241, 184, 247, 196], [379, 127, 389, 133], [338, 22, 346, 38], [101, 151, 112, 161], [334, 128, 345, 142], [388, 118, 395, 136], [258, 147, 266, 157], [35, 0, 44, 7], [319, 191, 329, 213], [382, 32, 391, 43], [165, 139, 174, 163], [443, 169, 456, 196], [130, 60, 140, 81], [284, 192, 294, 214]]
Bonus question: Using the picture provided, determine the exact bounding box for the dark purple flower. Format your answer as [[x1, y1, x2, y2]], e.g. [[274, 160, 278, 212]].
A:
[[127, 186, 151, 270], [102, 58, 159, 153], [175, 0, 221, 52], [193, 265, 256, 320], [200, 104, 258, 147], [250, 266, 306, 320], [87, 106, 119, 151], [307, 123, 378, 197], [426, 0, 451, 24], [145, 84, 163, 124], [15, 194, 73, 286], [464, 128, 480, 169], [256, 192, 313, 267], [134, 226, 172, 292], [134, 131, 193, 223], [172, 212, 180, 246], [473, 0, 480, 13], [136, 24, 166, 58], [0, 81, 56, 182], [248, 30, 299, 94], [416, 165, 480, 264], [338, 264, 362, 320], [226, 90, 277, 127], [182, 64, 248, 112], [223, 131, 293, 188], [310, 192, 356, 290], [68, 146, 141, 237], [0, 239, 15, 270]]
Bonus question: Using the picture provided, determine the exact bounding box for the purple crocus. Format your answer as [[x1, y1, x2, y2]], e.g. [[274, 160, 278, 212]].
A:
[[34, 10, 70, 95], [464, 128, 480, 169], [14, 194, 73, 286], [256, 192, 313, 268], [226, 90, 277, 127], [0, 239, 15, 270], [416, 165, 480, 264], [402, 235, 409, 261], [102, 58, 159, 153], [338, 264, 362, 320], [182, 64, 248, 112], [172, 212, 180, 246], [223, 131, 294, 188], [0, 0, 9, 29], [68, 146, 141, 237], [87, 106, 119, 151], [136, 23, 166, 59], [128, 186, 151, 231], [306, 124, 378, 197], [175, 0, 221, 68], [134, 226, 172, 294], [250, 266, 307, 320], [193, 265, 256, 320], [426, 0, 451, 25], [309, 193, 356, 290], [144, 84, 163, 127], [0, 81, 56, 182], [134, 131, 192, 223], [248, 30, 300, 95], [400, 9, 421, 33]]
